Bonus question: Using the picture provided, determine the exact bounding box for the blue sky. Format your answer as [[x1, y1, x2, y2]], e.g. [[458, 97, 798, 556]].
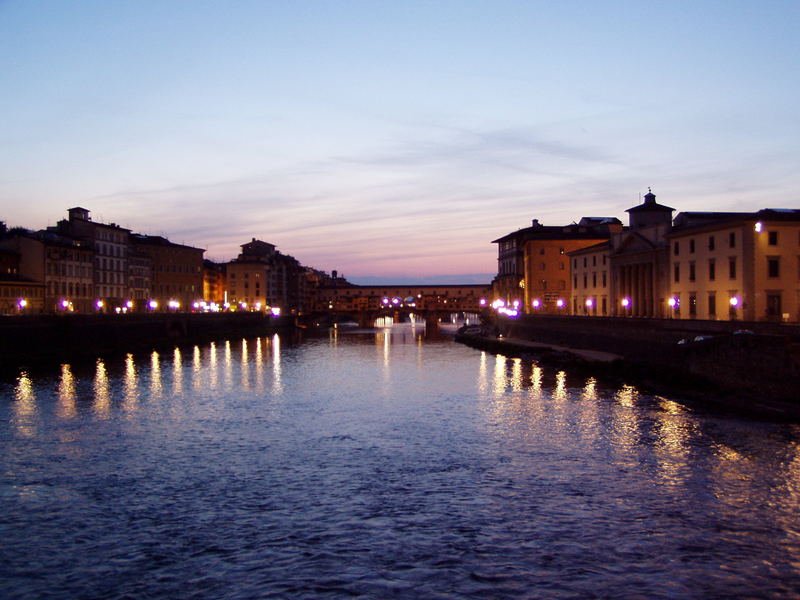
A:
[[1, 1, 798, 283]]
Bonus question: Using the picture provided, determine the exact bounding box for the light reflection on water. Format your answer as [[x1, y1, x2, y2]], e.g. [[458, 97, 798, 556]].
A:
[[3, 327, 800, 598], [92, 359, 110, 419]]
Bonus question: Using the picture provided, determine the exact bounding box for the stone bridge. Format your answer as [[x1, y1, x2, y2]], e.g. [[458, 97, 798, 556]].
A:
[[310, 283, 492, 327]]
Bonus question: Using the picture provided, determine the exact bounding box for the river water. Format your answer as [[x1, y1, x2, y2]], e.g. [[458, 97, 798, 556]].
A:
[[2, 324, 800, 599]]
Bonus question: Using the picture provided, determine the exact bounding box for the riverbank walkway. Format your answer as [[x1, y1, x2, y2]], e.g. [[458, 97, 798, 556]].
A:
[[495, 336, 622, 363]]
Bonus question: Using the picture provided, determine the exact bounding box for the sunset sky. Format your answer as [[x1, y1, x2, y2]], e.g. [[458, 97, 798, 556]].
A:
[[1, 1, 798, 283]]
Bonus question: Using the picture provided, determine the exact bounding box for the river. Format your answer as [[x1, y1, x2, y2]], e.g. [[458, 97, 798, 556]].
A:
[[2, 324, 799, 599]]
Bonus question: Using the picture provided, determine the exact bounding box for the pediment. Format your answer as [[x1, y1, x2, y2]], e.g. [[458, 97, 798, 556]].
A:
[[612, 231, 656, 255]]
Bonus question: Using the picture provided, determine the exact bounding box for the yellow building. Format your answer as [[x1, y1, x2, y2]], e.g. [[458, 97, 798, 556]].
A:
[[569, 242, 611, 316], [494, 217, 620, 314], [667, 209, 800, 322]]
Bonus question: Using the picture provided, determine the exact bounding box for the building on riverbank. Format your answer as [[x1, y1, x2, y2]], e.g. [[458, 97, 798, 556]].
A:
[[51, 207, 131, 310], [226, 238, 308, 313], [494, 191, 800, 322], [131, 234, 204, 311], [0, 229, 95, 313], [667, 209, 800, 322], [492, 217, 621, 314]]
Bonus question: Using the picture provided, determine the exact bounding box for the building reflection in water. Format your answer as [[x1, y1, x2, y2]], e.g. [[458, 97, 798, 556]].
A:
[[240, 338, 250, 391], [610, 384, 642, 467], [653, 396, 694, 486], [477, 351, 489, 395], [271, 333, 283, 395], [208, 342, 218, 390], [150, 351, 163, 398], [510, 358, 523, 393], [172, 347, 183, 395], [13, 371, 36, 437], [553, 371, 567, 403], [575, 377, 600, 443], [123, 353, 139, 415], [192, 346, 202, 391], [529, 365, 543, 399], [57, 363, 77, 419], [383, 330, 390, 370], [582, 377, 597, 402], [224, 340, 233, 387], [492, 354, 507, 398], [255, 337, 264, 393], [93, 359, 111, 419]]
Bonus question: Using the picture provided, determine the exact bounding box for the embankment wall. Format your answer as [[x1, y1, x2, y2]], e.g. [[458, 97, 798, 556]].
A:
[[0, 313, 290, 366], [494, 315, 800, 406]]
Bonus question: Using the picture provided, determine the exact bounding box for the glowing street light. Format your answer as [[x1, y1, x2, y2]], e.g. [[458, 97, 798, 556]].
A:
[[126, 300, 134, 309], [556, 298, 565, 309], [754, 221, 763, 233], [271, 307, 281, 317], [729, 296, 740, 307], [621, 297, 631, 309], [148, 300, 158, 310], [17, 298, 27, 310], [479, 298, 487, 306], [532, 299, 541, 309], [585, 298, 594, 308]]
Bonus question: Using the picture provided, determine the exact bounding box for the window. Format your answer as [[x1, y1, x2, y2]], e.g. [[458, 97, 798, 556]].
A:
[[592, 256, 597, 267], [602, 272, 607, 287], [689, 294, 697, 317], [769, 231, 779, 246], [583, 257, 587, 267], [689, 239, 695, 253], [768, 256, 780, 278], [592, 273, 597, 288], [673, 241, 679, 256], [708, 259, 716, 281], [559, 262, 565, 270], [674, 263, 680, 283], [729, 257, 737, 279], [602, 255, 606, 265], [729, 232, 736, 248], [539, 247, 545, 255], [573, 259, 577, 269], [689, 261, 696, 282], [708, 236, 715, 251], [540, 262, 546, 270], [583, 274, 587, 288], [708, 293, 716, 317], [574, 275, 578, 288]]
